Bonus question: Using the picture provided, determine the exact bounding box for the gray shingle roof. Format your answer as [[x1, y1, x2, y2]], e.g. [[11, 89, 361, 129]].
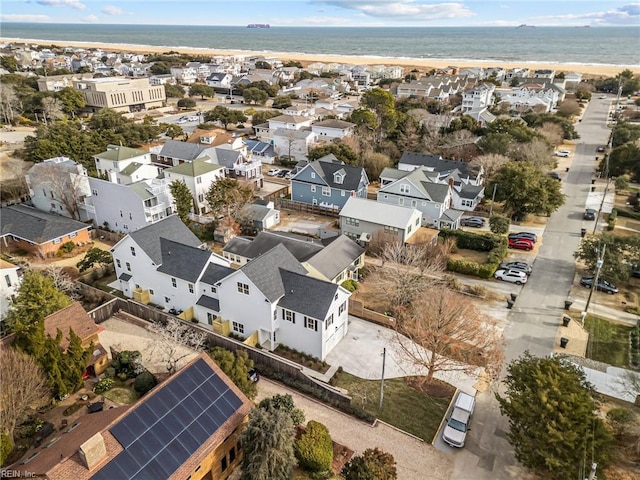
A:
[[196, 295, 220, 312], [312, 119, 355, 130], [306, 235, 364, 281], [458, 184, 484, 199], [399, 152, 477, 178], [156, 238, 212, 283], [240, 244, 307, 302], [0, 205, 89, 244], [301, 155, 367, 191], [158, 140, 208, 161], [277, 269, 339, 320], [212, 148, 242, 169], [127, 215, 202, 265], [118, 273, 132, 281], [201, 263, 234, 285], [223, 231, 323, 262]]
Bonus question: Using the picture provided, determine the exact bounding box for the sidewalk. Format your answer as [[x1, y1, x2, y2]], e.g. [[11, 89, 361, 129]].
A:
[[569, 298, 639, 326], [256, 378, 454, 480]]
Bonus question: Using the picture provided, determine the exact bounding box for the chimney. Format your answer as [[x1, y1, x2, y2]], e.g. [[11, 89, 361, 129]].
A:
[[78, 433, 107, 470]]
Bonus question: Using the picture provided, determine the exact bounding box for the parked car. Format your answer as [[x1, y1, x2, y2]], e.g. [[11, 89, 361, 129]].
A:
[[494, 269, 528, 284], [596, 146, 606, 153], [583, 208, 596, 220], [547, 172, 561, 181], [508, 232, 538, 243], [276, 170, 289, 178], [554, 150, 571, 157], [508, 238, 534, 251], [460, 217, 485, 228], [267, 168, 281, 176], [247, 368, 259, 383], [285, 171, 294, 179], [579, 276, 618, 294], [599, 95, 607, 99], [442, 391, 475, 448], [499, 261, 533, 274]]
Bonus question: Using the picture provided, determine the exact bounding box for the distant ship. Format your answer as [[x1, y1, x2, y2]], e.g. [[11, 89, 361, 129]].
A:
[[516, 24, 536, 28], [247, 24, 270, 28]]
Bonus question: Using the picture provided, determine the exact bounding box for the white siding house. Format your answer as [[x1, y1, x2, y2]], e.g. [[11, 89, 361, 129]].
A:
[[164, 158, 226, 214]]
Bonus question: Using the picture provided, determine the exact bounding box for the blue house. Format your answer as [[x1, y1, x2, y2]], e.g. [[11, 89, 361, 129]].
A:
[[290, 154, 369, 210]]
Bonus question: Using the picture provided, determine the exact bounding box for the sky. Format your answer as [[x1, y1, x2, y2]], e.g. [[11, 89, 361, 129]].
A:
[[1, 0, 639, 27]]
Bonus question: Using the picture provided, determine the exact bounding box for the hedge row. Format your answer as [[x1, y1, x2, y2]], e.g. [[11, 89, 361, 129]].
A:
[[439, 229, 502, 251], [445, 232, 508, 279], [616, 208, 640, 220]]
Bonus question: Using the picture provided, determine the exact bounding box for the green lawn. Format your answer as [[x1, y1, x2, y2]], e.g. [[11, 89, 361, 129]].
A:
[[334, 372, 452, 443], [584, 316, 633, 367], [102, 387, 139, 405]]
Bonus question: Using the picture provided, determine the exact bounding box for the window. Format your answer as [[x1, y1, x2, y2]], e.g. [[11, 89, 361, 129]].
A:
[[273, 309, 277, 320], [400, 184, 410, 194], [125, 262, 131, 271], [322, 186, 331, 196], [416, 218, 420, 226], [165, 296, 170, 303], [116, 259, 121, 268], [196, 177, 202, 184], [5, 275, 11, 287], [384, 226, 399, 234], [232, 322, 244, 334], [120, 210, 123, 217], [69, 232, 77, 238], [461, 199, 474, 207], [326, 313, 334, 329], [304, 317, 317, 331], [211, 286, 217, 293], [230, 446, 236, 462], [237, 282, 249, 295], [345, 217, 359, 226], [399, 198, 404, 206], [311, 172, 316, 178], [129, 213, 132, 220], [130, 246, 136, 256], [334, 172, 344, 184], [341, 190, 345, 197], [383, 194, 388, 199], [311, 185, 316, 193], [188, 283, 194, 293], [53, 238, 62, 245], [207, 313, 215, 325], [172, 278, 177, 288], [283, 310, 296, 323], [221, 456, 228, 472], [198, 194, 204, 202], [150, 289, 154, 295], [92, 189, 98, 196], [339, 301, 347, 315], [50, 203, 56, 209], [411, 200, 417, 207]]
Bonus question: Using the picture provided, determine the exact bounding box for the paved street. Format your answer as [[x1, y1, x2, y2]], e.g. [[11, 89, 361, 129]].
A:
[[451, 97, 616, 479]]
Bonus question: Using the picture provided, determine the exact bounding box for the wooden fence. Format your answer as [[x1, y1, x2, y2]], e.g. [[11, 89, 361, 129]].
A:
[[348, 299, 396, 328], [275, 198, 341, 218]]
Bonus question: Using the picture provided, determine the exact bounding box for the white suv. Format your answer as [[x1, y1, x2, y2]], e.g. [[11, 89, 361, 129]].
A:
[[443, 391, 475, 448]]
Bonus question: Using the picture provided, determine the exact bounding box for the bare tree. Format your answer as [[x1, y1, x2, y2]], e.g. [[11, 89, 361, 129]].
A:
[[43, 265, 80, 300], [41, 97, 65, 124], [469, 153, 510, 183], [0, 347, 50, 439], [394, 287, 504, 384], [509, 138, 554, 169], [535, 122, 564, 148], [29, 162, 88, 219], [361, 150, 392, 182], [148, 317, 206, 375], [616, 370, 640, 402], [367, 240, 451, 308], [0, 84, 20, 124], [0, 157, 29, 202]]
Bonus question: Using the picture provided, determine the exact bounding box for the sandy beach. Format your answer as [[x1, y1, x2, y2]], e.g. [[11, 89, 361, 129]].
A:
[[2, 37, 638, 78]]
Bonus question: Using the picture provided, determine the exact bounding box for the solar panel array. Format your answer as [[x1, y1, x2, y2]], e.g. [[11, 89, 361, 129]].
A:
[[91, 358, 243, 480]]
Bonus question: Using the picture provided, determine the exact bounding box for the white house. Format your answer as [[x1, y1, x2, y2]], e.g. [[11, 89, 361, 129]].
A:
[[272, 128, 317, 160], [205, 72, 233, 90], [170, 66, 198, 84], [339, 197, 422, 245], [311, 119, 355, 140], [0, 259, 21, 320], [93, 145, 159, 184], [164, 158, 226, 215], [461, 83, 495, 112], [282, 104, 315, 117], [86, 177, 174, 233], [25, 157, 92, 222], [268, 114, 313, 131]]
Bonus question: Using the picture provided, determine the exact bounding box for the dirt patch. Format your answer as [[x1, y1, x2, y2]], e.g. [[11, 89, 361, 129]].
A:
[[600, 397, 640, 478], [517, 214, 549, 227], [450, 248, 488, 264], [404, 377, 456, 399], [351, 275, 390, 314]]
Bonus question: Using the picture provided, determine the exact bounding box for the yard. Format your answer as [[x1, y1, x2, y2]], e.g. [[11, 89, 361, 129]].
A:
[[102, 386, 139, 405], [333, 372, 453, 443], [584, 315, 634, 367]]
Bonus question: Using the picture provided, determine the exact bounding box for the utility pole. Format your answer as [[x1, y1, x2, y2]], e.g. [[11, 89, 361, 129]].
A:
[[582, 244, 606, 325], [488, 184, 497, 217], [378, 347, 386, 411]]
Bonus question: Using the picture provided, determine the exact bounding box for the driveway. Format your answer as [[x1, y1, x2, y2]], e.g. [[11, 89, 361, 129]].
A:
[[256, 378, 453, 480]]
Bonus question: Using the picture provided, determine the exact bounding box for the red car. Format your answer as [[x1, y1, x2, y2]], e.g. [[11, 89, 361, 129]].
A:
[[508, 238, 534, 251]]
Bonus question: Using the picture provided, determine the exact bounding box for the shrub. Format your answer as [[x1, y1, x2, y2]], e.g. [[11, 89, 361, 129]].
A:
[[439, 229, 501, 251], [1, 430, 13, 467], [616, 208, 640, 220], [615, 174, 630, 191], [296, 421, 333, 472], [467, 284, 487, 297], [177, 98, 196, 109], [447, 259, 480, 276], [57, 241, 76, 256], [341, 279, 358, 292], [259, 394, 305, 426], [489, 214, 510, 235], [607, 208, 617, 231], [133, 371, 157, 395], [477, 263, 498, 279], [606, 408, 634, 436], [343, 448, 397, 480], [93, 377, 114, 394]]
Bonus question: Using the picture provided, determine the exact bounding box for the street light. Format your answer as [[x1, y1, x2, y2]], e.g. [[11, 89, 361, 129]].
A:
[[582, 245, 606, 326]]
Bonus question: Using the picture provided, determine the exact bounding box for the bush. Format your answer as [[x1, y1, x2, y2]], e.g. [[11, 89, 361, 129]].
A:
[[296, 421, 333, 472], [489, 214, 510, 235], [607, 208, 617, 231], [177, 98, 196, 109], [447, 259, 480, 276], [439, 229, 501, 251], [133, 371, 157, 395], [259, 394, 305, 426], [606, 408, 634, 436], [615, 174, 630, 191], [57, 241, 76, 256], [617, 207, 640, 220], [1, 430, 13, 467], [93, 377, 114, 394], [341, 279, 358, 292]]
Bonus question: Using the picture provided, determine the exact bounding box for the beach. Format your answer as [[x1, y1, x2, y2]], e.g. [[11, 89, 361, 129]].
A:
[[2, 37, 637, 78]]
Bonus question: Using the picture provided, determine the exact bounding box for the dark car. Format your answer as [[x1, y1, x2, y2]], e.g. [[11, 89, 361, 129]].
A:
[[547, 172, 561, 181], [499, 261, 533, 274], [579, 276, 618, 294], [508, 232, 538, 243], [247, 368, 259, 383], [276, 170, 289, 178], [584, 208, 596, 220], [460, 217, 485, 228], [508, 238, 534, 251]]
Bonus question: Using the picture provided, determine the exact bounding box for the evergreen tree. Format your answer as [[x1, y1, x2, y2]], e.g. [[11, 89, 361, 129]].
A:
[[496, 352, 613, 480], [343, 448, 397, 480], [239, 408, 296, 480], [42, 331, 68, 398], [209, 348, 257, 400], [169, 180, 194, 222], [295, 421, 333, 472], [62, 328, 92, 392]]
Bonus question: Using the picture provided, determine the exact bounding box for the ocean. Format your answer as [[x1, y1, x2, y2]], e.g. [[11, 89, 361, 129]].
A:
[[1, 23, 639, 67]]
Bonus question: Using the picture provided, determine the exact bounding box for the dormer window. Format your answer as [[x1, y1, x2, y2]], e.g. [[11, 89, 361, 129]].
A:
[[334, 172, 344, 184]]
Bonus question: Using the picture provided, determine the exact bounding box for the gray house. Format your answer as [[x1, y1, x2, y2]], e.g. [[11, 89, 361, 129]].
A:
[[290, 154, 369, 210]]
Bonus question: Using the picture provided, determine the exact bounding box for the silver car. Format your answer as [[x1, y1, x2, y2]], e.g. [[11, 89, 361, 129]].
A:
[[494, 269, 528, 285]]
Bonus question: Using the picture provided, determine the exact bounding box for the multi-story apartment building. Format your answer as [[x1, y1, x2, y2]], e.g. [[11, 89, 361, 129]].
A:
[[72, 77, 166, 113]]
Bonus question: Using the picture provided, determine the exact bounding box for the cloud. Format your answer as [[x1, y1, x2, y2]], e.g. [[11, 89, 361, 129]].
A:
[[316, 0, 475, 21], [532, 3, 640, 25], [0, 13, 51, 22], [36, 0, 86, 10], [101, 5, 123, 15], [83, 14, 99, 22]]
